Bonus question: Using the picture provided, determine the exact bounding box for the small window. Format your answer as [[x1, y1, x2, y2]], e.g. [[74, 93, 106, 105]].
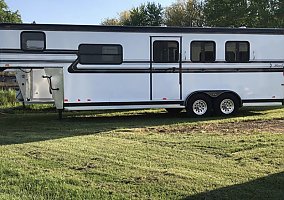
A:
[[191, 41, 216, 62], [153, 41, 179, 63], [21, 31, 46, 51], [225, 41, 250, 62], [79, 44, 123, 65]]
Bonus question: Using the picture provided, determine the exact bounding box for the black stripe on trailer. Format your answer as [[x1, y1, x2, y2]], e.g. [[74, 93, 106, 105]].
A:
[[1, 59, 284, 66], [0, 49, 78, 54], [242, 99, 284, 103], [67, 67, 284, 74]]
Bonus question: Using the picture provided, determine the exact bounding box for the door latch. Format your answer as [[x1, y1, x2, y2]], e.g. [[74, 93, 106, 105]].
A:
[[42, 75, 59, 94]]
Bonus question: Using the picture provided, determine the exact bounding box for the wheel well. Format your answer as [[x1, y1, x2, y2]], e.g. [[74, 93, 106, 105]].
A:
[[184, 91, 212, 107], [185, 90, 242, 107]]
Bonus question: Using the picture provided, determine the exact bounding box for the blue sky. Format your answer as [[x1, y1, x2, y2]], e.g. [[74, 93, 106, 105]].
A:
[[6, 0, 174, 25]]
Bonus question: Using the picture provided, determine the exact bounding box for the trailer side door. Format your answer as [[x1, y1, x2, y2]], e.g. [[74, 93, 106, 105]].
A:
[[150, 36, 182, 101]]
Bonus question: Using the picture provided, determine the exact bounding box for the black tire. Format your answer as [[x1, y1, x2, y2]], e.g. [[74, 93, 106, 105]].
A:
[[214, 93, 240, 116], [165, 108, 183, 115], [186, 94, 212, 117]]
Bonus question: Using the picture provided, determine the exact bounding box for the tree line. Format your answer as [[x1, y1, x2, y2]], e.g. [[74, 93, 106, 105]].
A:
[[0, 0, 283, 28], [101, 0, 284, 28]]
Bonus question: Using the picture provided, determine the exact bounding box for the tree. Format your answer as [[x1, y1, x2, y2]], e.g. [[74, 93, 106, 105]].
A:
[[204, 0, 284, 28], [274, 0, 284, 27], [165, 0, 204, 27], [0, 0, 21, 23], [101, 18, 120, 26], [101, 0, 283, 28], [101, 2, 163, 26], [101, 11, 130, 26], [247, 0, 284, 28], [123, 6, 148, 26], [144, 2, 164, 26], [204, 0, 248, 27]]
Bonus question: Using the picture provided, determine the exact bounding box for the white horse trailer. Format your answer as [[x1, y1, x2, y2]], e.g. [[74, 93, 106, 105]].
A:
[[0, 23, 283, 118]]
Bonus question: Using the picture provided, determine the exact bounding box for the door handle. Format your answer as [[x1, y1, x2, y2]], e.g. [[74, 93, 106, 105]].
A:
[[166, 67, 176, 72]]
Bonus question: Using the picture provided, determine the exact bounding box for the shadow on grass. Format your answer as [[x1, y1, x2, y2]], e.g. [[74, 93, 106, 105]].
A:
[[184, 172, 284, 200], [0, 106, 280, 145]]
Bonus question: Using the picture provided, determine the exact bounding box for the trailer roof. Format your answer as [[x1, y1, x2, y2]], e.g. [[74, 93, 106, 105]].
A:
[[0, 23, 284, 35]]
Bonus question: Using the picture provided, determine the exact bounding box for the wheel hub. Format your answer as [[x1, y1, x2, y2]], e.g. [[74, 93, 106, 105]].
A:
[[192, 100, 208, 115], [220, 99, 235, 114]]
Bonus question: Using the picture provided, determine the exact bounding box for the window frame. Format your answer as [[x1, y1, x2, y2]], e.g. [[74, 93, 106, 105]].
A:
[[21, 31, 46, 51], [225, 41, 250, 63], [153, 40, 180, 63], [78, 44, 123, 65], [190, 40, 216, 63]]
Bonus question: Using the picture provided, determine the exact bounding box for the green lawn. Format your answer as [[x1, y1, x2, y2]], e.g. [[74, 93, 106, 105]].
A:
[[0, 107, 283, 200]]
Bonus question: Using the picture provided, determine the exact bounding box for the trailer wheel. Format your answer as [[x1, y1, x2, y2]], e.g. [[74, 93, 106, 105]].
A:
[[165, 108, 183, 115], [214, 93, 239, 116], [186, 94, 212, 117]]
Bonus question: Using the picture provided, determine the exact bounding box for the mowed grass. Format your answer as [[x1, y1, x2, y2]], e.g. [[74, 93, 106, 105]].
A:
[[0, 107, 283, 200]]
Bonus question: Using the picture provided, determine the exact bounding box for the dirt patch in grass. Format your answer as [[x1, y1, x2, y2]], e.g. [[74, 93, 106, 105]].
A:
[[148, 119, 284, 134]]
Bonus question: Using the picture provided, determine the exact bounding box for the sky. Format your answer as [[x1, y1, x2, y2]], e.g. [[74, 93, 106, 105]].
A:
[[5, 0, 174, 25]]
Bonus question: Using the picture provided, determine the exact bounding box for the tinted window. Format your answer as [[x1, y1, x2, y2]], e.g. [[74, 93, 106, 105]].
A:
[[191, 41, 216, 62], [226, 41, 250, 62], [153, 41, 179, 63], [79, 44, 123, 65], [21, 32, 46, 51]]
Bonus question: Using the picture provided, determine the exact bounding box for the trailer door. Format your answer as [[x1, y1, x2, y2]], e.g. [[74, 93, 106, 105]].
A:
[[150, 36, 182, 101]]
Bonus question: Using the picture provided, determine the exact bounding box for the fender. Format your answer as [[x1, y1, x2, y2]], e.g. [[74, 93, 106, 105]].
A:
[[184, 90, 242, 107]]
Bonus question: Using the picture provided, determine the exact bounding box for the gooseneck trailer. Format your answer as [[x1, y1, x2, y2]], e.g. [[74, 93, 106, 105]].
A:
[[0, 23, 283, 118]]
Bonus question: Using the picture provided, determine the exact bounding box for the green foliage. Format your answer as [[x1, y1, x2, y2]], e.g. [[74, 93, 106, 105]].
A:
[[204, 0, 284, 28], [204, 0, 248, 27], [100, 18, 120, 26], [0, 89, 17, 107], [143, 2, 164, 26], [101, 2, 164, 26], [121, 2, 164, 26], [101, 0, 283, 28], [165, 0, 204, 27], [275, 0, 284, 27], [101, 11, 130, 26], [0, 90, 55, 110], [124, 6, 148, 26], [0, 0, 21, 23], [246, 0, 283, 28]]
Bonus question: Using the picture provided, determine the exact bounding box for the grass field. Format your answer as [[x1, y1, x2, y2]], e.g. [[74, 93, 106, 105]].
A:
[[0, 106, 283, 200]]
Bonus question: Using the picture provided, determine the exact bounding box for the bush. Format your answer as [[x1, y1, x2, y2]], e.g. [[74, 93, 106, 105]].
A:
[[0, 89, 18, 107]]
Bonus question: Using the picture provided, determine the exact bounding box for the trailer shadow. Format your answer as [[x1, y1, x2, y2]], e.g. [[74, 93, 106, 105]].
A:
[[0, 106, 281, 145], [183, 172, 284, 200]]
